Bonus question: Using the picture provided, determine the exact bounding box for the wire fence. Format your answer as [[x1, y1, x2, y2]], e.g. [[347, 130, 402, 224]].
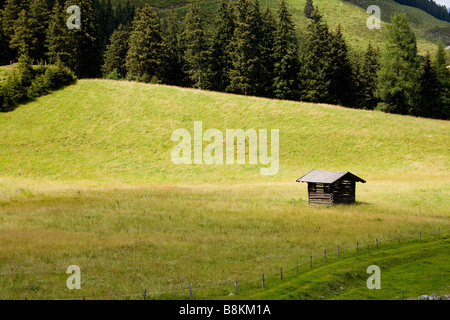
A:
[[47, 226, 447, 301], [1, 189, 447, 300]]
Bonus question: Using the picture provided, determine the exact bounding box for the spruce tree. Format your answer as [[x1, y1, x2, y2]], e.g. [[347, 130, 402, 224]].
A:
[[1, 0, 27, 41], [182, 0, 209, 89], [273, 0, 300, 100], [434, 41, 450, 119], [116, 0, 135, 28], [228, 0, 265, 96], [228, 0, 252, 95], [375, 13, 420, 115], [96, 0, 117, 53], [10, 0, 49, 62], [328, 25, 354, 106], [1, 0, 28, 61], [209, 0, 235, 92], [102, 24, 129, 78], [247, 0, 265, 96], [64, 0, 102, 78], [299, 8, 333, 103], [126, 4, 168, 82], [29, 0, 50, 61], [10, 10, 34, 58], [46, 0, 74, 67], [260, 6, 276, 98], [415, 53, 441, 118], [355, 43, 380, 109], [0, 14, 9, 64], [164, 7, 185, 86]]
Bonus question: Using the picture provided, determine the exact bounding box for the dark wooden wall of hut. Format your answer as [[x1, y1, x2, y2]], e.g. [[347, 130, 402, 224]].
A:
[[307, 180, 356, 205], [307, 183, 332, 204], [332, 180, 355, 204]]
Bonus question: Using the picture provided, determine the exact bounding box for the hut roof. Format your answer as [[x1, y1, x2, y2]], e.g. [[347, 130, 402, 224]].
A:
[[296, 170, 366, 184]]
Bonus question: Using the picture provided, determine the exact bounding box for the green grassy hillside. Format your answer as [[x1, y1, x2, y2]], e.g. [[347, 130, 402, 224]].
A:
[[0, 79, 448, 186], [241, 239, 450, 300], [0, 79, 448, 300], [119, 0, 450, 54]]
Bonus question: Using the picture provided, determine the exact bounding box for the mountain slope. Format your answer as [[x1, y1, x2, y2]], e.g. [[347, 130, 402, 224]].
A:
[[0, 79, 448, 185]]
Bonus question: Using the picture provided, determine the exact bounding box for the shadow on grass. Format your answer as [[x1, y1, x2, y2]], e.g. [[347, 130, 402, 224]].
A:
[[0, 82, 76, 114]]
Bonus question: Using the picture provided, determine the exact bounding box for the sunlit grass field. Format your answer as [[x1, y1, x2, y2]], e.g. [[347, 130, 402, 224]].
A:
[[0, 80, 449, 299]]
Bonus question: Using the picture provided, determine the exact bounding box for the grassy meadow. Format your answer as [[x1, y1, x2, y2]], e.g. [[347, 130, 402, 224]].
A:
[[0, 79, 449, 299]]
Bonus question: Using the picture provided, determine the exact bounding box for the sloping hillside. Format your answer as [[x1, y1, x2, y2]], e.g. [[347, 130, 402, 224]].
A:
[[0, 79, 448, 185], [0, 79, 448, 300]]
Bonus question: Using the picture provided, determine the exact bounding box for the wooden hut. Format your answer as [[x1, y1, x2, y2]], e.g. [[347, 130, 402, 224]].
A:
[[296, 170, 366, 205]]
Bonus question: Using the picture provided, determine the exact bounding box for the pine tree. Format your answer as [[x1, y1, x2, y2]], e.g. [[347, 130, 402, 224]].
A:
[[46, 0, 74, 67], [10, 0, 49, 62], [116, 0, 135, 28], [228, 0, 252, 95], [247, 0, 265, 96], [273, 0, 300, 100], [299, 8, 333, 103], [328, 25, 354, 106], [355, 43, 380, 109], [304, 0, 314, 19], [64, 0, 102, 78], [0, 14, 9, 65], [1, 0, 28, 61], [228, 0, 265, 96], [375, 13, 420, 115], [10, 10, 34, 58], [209, 0, 235, 92], [1, 0, 27, 41], [29, 0, 50, 61], [95, 0, 117, 53], [260, 6, 276, 97], [102, 24, 129, 78], [434, 41, 450, 119], [415, 53, 441, 118], [182, 0, 209, 89], [164, 7, 185, 86], [126, 4, 168, 82]]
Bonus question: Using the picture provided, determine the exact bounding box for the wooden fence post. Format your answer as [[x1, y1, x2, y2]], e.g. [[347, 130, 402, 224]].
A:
[[143, 288, 146, 300], [338, 245, 340, 257], [235, 280, 238, 295], [280, 267, 283, 280], [262, 274, 264, 287], [324, 250, 326, 262], [189, 284, 193, 300], [357, 242, 358, 253], [376, 239, 378, 249], [420, 232, 421, 241], [310, 255, 312, 268]]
